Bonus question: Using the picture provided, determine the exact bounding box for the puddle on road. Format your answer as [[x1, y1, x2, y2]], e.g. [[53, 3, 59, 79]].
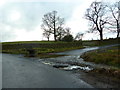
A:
[[60, 65, 93, 71], [42, 61, 93, 71], [42, 61, 53, 65]]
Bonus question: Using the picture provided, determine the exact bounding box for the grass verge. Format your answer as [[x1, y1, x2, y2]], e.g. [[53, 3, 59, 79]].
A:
[[81, 46, 120, 68], [81, 45, 120, 87]]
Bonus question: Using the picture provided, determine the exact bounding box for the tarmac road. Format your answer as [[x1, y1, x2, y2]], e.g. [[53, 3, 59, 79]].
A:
[[0, 53, 2, 89], [2, 53, 93, 88]]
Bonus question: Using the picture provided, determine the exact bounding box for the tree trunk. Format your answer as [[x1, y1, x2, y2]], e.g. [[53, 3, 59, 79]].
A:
[[117, 21, 120, 38], [47, 37, 49, 41], [54, 30, 57, 41], [53, 14, 56, 41], [99, 31, 103, 41], [117, 29, 120, 38]]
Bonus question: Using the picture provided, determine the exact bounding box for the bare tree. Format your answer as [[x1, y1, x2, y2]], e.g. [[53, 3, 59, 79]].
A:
[[65, 27, 71, 35], [41, 11, 64, 41], [56, 27, 65, 41], [108, 1, 120, 38], [56, 27, 71, 41], [118, 1, 120, 37], [75, 32, 84, 41], [85, 1, 108, 41], [41, 24, 51, 41]]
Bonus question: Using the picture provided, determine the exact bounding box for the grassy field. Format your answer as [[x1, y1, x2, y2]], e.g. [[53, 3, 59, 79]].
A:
[[2, 41, 83, 58], [81, 45, 120, 68], [2, 38, 119, 45], [82, 38, 119, 46], [1, 40, 66, 44], [1, 38, 120, 58]]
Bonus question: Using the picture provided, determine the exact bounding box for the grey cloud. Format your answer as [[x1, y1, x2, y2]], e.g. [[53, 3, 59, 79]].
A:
[[0, 2, 81, 42], [1, 2, 44, 31], [1, 26, 16, 42], [1, 31, 16, 42]]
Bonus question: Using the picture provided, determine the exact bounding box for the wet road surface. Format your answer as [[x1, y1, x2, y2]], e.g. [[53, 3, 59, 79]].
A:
[[0, 53, 2, 89], [41, 44, 120, 71], [2, 53, 93, 88], [2, 44, 119, 88]]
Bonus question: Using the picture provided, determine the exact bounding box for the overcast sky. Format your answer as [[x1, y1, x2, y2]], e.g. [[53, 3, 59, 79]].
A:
[[0, 0, 119, 42]]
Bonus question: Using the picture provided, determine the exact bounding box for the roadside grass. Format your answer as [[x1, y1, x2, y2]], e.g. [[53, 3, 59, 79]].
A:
[[81, 45, 120, 82], [81, 46, 120, 68]]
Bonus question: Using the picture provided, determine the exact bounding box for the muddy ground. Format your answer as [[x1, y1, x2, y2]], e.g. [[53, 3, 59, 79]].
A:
[[72, 69, 120, 88]]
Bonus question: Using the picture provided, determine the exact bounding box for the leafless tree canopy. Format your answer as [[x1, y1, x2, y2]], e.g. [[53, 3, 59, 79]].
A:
[[41, 11, 64, 41], [85, 1, 109, 40], [41, 24, 51, 41], [75, 32, 84, 41], [108, 1, 120, 38]]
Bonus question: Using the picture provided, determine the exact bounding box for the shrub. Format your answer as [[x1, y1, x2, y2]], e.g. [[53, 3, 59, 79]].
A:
[[62, 35, 73, 42]]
